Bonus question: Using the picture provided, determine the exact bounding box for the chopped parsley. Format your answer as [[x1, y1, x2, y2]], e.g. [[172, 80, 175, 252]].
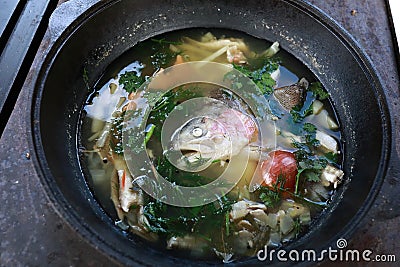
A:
[[259, 188, 281, 208], [109, 114, 125, 155], [147, 85, 203, 139], [302, 122, 320, 147], [292, 151, 326, 185], [291, 123, 332, 191], [150, 39, 181, 69], [143, 195, 234, 239], [119, 71, 145, 93], [290, 102, 313, 123], [293, 218, 302, 237], [83, 67, 90, 90], [324, 152, 339, 165], [155, 155, 213, 187], [232, 64, 277, 95], [224, 58, 279, 95], [303, 122, 317, 133], [308, 82, 329, 100], [256, 174, 289, 207]]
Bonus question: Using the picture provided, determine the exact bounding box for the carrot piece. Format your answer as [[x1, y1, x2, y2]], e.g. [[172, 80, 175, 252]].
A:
[[121, 170, 126, 189], [174, 55, 184, 65]]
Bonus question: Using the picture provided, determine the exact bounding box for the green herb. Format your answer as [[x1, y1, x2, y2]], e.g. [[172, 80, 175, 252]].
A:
[[302, 123, 320, 147], [303, 122, 317, 133], [151, 38, 183, 46], [147, 86, 203, 139], [291, 123, 331, 192], [143, 195, 234, 239], [142, 153, 235, 239], [232, 62, 279, 95], [295, 151, 327, 183], [293, 218, 302, 237], [293, 146, 327, 190], [144, 124, 156, 144], [83, 68, 90, 90], [109, 115, 125, 155], [122, 88, 174, 152], [324, 152, 339, 164], [290, 109, 303, 123], [225, 211, 230, 236], [151, 50, 179, 69], [259, 189, 281, 208], [142, 200, 171, 234], [308, 82, 329, 100], [257, 174, 289, 207], [150, 40, 181, 69], [119, 71, 145, 93], [299, 169, 321, 182], [290, 102, 313, 123], [155, 155, 221, 187]]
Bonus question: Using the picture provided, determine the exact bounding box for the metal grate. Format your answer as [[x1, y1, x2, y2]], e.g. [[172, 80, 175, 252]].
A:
[[0, 0, 58, 137]]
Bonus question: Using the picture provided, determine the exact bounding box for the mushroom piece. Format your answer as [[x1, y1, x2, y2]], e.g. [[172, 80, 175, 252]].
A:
[[279, 214, 295, 235], [280, 200, 310, 219], [233, 230, 255, 254], [227, 45, 247, 64], [320, 164, 344, 188], [237, 219, 255, 231], [249, 209, 269, 226], [230, 201, 249, 220], [166, 235, 209, 256], [230, 200, 268, 220], [316, 130, 338, 153], [268, 231, 281, 247]]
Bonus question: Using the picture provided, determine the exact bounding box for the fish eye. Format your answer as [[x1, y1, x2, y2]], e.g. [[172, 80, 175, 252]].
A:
[[192, 127, 203, 137]]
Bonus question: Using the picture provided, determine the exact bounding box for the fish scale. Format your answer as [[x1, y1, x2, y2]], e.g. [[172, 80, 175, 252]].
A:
[[273, 78, 308, 110]]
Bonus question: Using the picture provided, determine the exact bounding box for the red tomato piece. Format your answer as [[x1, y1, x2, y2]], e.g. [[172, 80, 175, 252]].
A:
[[260, 150, 298, 193]]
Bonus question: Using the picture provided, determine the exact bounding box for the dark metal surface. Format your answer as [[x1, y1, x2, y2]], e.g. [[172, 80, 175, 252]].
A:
[[0, 0, 57, 137], [0, 0, 399, 266], [0, 0, 21, 41], [386, 0, 400, 72]]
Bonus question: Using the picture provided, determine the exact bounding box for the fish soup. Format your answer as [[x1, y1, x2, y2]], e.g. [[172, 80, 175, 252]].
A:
[[80, 28, 343, 262]]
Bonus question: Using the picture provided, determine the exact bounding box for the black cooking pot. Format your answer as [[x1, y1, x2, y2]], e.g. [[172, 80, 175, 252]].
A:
[[30, 0, 391, 265]]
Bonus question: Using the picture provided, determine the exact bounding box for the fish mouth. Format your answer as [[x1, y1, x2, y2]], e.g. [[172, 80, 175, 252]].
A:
[[176, 142, 216, 159], [169, 142, 217, 172], [179, 149, 203, 159]]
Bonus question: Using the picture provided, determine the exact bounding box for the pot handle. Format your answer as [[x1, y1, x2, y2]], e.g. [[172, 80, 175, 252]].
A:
[[48, 0, 101, 41]]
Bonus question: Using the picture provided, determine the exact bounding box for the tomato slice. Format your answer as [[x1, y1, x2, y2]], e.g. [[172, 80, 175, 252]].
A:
[[260, 150, 298, 193]]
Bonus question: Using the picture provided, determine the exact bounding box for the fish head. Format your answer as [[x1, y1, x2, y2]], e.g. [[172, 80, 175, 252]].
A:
[[169, 108, 258, 171], [170, 116, 231, 170]]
